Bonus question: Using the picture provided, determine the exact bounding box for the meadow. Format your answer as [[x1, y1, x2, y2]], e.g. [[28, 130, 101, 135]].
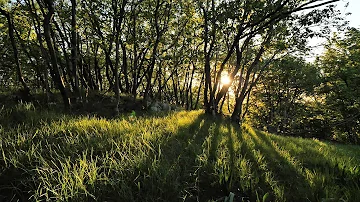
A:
[[0, 102, 360, 201]]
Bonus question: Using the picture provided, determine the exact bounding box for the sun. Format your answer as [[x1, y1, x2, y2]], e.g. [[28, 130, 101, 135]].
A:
[[221, 75, 231, 85]]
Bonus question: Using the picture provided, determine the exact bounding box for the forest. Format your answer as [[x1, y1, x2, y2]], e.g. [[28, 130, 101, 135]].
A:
[[1, 0, 360, 201]]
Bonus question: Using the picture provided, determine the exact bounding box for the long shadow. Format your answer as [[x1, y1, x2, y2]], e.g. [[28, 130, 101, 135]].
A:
[[231, 125, 281, 201], [200, 120, 278, 201], [270, 134, 358, 173], [268, 135, 331, 166], [0, 112, 212, 202], [195, 119, 250, 201], [198, 120, 226, 201], [122, 113, 221, 201], [225, 122, 236, 195], [141, 114, 251, 202], [223, 122, 255, 201], [2, 110, 359, 202], [253, 130, 360, 201], [248, 130, 314, 201], [267, 134, 360, 200], [289, 137, 360, 168]]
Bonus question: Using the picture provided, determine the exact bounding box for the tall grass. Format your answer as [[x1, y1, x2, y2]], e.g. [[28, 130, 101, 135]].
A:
[[0, 103, 359, 201]]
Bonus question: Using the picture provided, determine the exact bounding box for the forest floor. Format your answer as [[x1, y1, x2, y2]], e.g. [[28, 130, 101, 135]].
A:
[[1, 99, 360, 201]]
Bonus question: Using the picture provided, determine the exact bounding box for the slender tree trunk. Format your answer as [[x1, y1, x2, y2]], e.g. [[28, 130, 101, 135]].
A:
[[143, 0, 169, 102], [201, 1, 215, 114], [143, 36, 159, 101], [132, 4, 138, 100], [214, 36, 251, 110], [157, 62, 163, 100], [14, 27, 45, 90], [120, 40, 130, 93], [43, 0, 70, 109], [171, 72, 179, 105], [94, 45, 103, 91], [194, 72, 204, 110], [54, 21, 75, 91], [114, 18, 120, 114], [34, 22, 52, 102], [113, 0, 127, 114], [203, 12, 211, 113], [231, 44, 267, 123], [0, 8, 30, 98], [185, 64, 195, 110], [50, 24, 71, 90], [71, 0, 81, 102]]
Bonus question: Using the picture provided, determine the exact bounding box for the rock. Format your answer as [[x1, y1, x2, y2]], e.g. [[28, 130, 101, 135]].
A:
[[149, 101, 161, 112], [160, 102, 171, 111], [150, 105, 159, 112], [149, 101, 173, 112]]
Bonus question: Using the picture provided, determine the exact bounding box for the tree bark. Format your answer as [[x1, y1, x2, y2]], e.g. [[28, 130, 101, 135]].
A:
[[71, 0, 81, 102], [120, 40, 130, 93], [144, 0, 162, 102], [43, 0, 71, 109], [0, 8, 31, 98], [131, 3, 138, 100]]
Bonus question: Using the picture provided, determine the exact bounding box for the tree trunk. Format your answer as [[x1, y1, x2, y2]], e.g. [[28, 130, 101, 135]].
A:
[[120, 40, 130, 93], [54, 21, 75, 91], [14, 28, 45, 90], [114, 20, 120, 115], [71, 0, 81, 102], [187, 62, 196, 109], [201, 1, 216, 114], [131, 4, 138, 100], [0, 8, 31, 99], [26, 0, 52, 102], [194, 72, 204, 110], [144, 0, 161, 102], [43, 0, 71, 109], [231, 93, 246, 124], [94, 44, 103, 91]]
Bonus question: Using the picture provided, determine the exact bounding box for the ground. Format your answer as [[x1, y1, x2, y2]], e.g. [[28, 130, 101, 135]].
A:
[[0, 102, 360, 201]]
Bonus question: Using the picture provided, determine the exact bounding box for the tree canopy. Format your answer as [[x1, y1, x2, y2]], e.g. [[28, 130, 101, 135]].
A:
[[2, 0, 359, 142]]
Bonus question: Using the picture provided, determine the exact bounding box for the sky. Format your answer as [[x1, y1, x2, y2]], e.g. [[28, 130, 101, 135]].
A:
[[306, 0, 360, 61], [337, 0, 360, 28]]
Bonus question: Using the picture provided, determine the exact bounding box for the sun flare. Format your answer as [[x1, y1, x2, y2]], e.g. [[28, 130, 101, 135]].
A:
[[221, 76, 231, 85]]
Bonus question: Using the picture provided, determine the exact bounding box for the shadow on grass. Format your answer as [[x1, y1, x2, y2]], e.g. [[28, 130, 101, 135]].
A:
[[253, 130, 360, 201], [103, 114, 253, 201], [130, 114, 227, 201], [0, 112, 221, 201], [1, 110, 359, 202], [249, 130, 313, 201]]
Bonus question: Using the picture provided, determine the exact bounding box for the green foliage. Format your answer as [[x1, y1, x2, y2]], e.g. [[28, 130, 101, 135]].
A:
[[1, 108, 359, 201], [0, 0, 344, 115], [249, 34, 360, 144], [317, 27, 360, 143], [249, 56, 322, 136]]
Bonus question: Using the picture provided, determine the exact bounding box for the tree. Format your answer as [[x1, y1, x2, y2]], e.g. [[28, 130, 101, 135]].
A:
[[0, 6, 31, 100], [0, 0, 343, 115], [318, 27, 360, 143], [195, 0, 341, 123], [41, 0, 71, 109], [249, 56, 320, 135], [70, 0, 80, 102]]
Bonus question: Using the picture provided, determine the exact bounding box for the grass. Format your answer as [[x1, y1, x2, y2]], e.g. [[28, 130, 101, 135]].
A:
[[0, 102, 360, 201]]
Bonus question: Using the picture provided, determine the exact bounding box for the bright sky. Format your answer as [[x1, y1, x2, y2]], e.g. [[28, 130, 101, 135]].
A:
[[337, 0, 360, 28], [306, 0, 359, 61]]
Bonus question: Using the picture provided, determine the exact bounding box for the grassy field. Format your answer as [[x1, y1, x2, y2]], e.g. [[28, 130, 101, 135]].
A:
[[0, 103, 360, 201]]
